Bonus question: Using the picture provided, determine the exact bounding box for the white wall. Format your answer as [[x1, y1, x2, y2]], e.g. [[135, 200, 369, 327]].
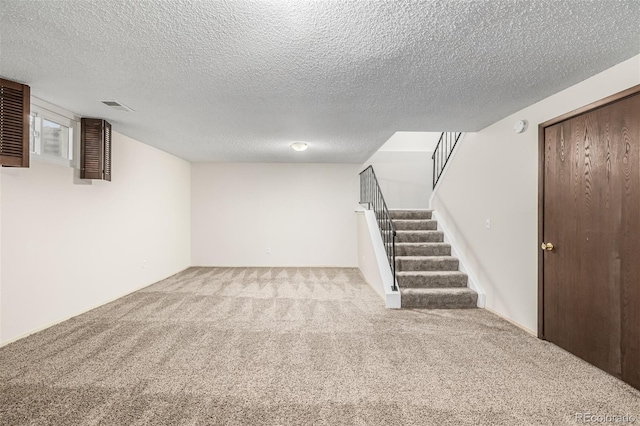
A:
[[191, 163, 360, 267], [362, 132, 439, 209], [365, 151, 432, 209], [356, 210, 400, 308], [378, 132, 441, 152], [356, 212, 384, 300], [0, 131, 191, 344], [431, 55, 640, 333]]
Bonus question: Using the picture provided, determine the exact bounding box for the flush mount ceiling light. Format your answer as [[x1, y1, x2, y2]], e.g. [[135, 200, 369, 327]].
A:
[[290, 142, 308, 151]]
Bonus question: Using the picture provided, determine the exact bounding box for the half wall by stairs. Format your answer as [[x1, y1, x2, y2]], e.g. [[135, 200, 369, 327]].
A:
[[390, 209, 478, 309]]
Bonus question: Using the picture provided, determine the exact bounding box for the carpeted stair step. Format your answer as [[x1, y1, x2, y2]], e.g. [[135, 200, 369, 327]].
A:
[[396, 256, 459, 271], [394, 242, 451, 256], [390, 209, 476, 310], [396, 230, 444, 243], [393, 219, 438, 231], [400, 287, 478, 309], [389, 209, 432, 220], [397, 271, 468, 288]]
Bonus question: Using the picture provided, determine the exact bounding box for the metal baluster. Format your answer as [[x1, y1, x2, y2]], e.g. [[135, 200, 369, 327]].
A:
[[392, 231, 397, 291], [432, 153, 436, 189], [439, 143, 442, 178], [358, 165, 398, 293], [445, 133, 448, 160], [432, 132, 463, 188]]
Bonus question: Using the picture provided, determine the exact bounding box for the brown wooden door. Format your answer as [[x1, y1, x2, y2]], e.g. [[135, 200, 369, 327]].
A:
[[542, 90, 640, 389]]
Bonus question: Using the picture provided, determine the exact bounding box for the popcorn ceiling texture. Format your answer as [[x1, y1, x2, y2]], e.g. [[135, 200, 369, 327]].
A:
[[1, 0, 639, 162]]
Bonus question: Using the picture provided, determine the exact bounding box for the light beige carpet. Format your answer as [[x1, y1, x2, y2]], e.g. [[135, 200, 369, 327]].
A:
[[1, 267, 638, 425]]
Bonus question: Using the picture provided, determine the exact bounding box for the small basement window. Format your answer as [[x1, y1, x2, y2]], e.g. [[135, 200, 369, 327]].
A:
[[29, 104, 79, 167]]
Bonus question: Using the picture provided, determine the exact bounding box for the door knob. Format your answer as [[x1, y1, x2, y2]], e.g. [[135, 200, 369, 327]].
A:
[[541, 242, 554, 251]]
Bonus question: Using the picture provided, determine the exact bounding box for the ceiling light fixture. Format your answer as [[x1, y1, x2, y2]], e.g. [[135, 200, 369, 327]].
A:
[[290, 142, 308, 151]]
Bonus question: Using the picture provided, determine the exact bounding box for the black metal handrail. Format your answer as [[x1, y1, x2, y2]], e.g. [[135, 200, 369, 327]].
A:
[[359, 165, 398, 291], [432, 132, 462, 188]]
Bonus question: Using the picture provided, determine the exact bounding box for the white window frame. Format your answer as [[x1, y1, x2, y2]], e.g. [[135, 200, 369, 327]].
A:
[[30, 97, 81, 168]]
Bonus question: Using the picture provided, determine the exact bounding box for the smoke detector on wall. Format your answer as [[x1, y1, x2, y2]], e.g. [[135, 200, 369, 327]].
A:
[[513, 119, 528, 133], [101, 100, 134, 112]]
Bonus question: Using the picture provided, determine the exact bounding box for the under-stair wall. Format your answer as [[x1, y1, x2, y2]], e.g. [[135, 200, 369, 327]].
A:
[[356, 210, 401, 308]]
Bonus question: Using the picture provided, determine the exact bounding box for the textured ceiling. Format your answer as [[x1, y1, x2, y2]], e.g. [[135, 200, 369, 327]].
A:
[[1, 1, 639, 163]]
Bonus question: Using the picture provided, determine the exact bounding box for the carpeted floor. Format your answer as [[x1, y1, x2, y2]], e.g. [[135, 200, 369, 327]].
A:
[[1, 267, 638, 425]]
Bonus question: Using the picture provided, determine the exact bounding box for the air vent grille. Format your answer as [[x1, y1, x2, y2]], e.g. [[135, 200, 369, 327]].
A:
[[101, 100, 134, 112]]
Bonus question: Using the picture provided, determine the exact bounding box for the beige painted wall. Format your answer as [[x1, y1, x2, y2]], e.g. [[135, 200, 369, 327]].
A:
[[191, 163, 360, 267], [0, 131, 191, 344], [431, 55, 640, 333]]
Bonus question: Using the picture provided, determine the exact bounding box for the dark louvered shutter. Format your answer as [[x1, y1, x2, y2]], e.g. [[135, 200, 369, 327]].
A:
[[81, 118, 111, 180], [0, 78, 30, 167], [103, 121, 111, 181]]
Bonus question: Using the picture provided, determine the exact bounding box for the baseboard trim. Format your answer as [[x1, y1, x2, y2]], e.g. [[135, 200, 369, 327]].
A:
[[484, 306, 537, 336], [0, 267, 190, 348], [356, 269, 386, 304], [189, 265, 359, 268]]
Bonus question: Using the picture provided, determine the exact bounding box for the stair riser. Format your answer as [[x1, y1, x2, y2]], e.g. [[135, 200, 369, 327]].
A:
[[394, 245, 451, 256], [396, 258, 459, 271], [396, 232, 444, 243], [393, 220, 438, 231], [401, 292, 478, 309], [389, 211, 432, 220], [397, 275, 468, 288]]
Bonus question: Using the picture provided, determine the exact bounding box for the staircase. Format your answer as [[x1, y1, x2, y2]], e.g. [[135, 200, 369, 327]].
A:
[[390, 209, 477, 309]]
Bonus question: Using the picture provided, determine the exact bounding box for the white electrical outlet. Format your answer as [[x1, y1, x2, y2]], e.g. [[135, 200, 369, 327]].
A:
[[142, 260, 147, 268], [485, 219, 491, 229], [266, 248, 272, 254]]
